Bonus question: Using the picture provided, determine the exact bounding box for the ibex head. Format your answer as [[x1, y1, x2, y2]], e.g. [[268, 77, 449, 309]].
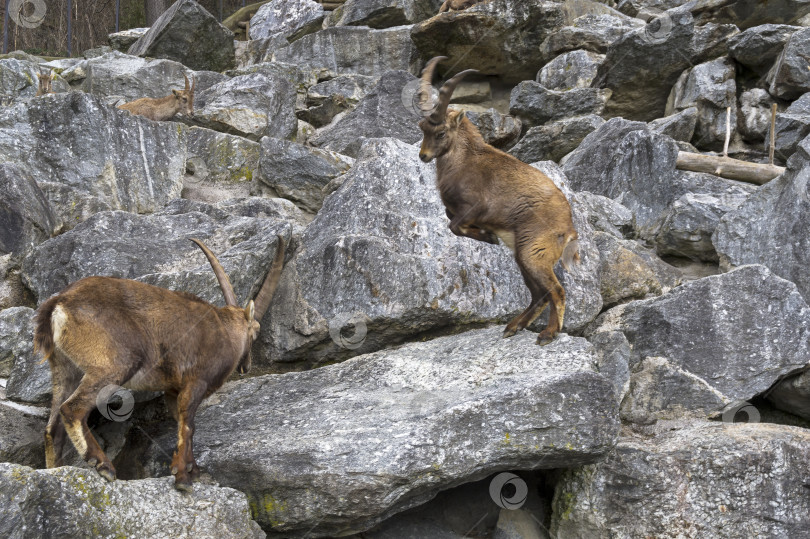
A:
[[172, 74, 196, 117], [189, 236, 283, 374], [416, 56, 478, 163]]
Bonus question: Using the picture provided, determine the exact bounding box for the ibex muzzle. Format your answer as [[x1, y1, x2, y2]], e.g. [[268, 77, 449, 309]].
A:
[[34, 236, 285, 492], [417, 57, 580, 345]]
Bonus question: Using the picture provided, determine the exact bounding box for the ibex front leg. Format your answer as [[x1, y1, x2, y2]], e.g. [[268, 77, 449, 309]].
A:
[[446, 208, 498, 244], [171, 383, 207, 492]]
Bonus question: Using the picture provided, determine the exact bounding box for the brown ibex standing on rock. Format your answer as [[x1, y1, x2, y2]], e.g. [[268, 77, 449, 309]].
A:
[[118, 73, 196, 122], [417, 56, 579, 345], [34, 237, 285, 491]]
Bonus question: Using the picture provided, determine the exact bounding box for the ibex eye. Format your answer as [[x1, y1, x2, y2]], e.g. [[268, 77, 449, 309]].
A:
[[437, 132, 446, 139]]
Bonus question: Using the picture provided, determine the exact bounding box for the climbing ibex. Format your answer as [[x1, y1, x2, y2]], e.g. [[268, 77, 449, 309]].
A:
[[36, 71, 52, 96], [34, 236, 285, 491], [118, 73, 195, 121], [439, 0, 483, 12], [417, 57, 579, 345]]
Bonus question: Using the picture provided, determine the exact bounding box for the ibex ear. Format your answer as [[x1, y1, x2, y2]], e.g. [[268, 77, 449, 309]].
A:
[[172, 89, 181, 97], [450, 109, 464, 128], [245, 300, 255, 321]]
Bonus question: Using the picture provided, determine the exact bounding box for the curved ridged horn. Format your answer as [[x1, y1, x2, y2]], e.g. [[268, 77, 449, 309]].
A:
[[190, 238, 239, 307], [252, 235, 286, 321], [418, 56, 447, 117], [189, 75, 196, 111], [430, 68, 479, 124], [183, 73, 190, 91]]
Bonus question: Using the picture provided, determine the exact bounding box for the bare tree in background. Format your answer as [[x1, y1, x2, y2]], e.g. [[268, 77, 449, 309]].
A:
[[145, 0, 170, 25]]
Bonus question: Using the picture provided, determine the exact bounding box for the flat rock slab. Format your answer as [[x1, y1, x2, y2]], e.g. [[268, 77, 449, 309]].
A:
[[552, 423, 810, 537], [0, 463, 264, 538], [187, 328, 618, 536], [0, 403, 46, 468]]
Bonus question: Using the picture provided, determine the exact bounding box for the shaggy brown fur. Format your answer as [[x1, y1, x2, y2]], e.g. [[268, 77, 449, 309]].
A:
[[417, 57, 579, 345], [34, 237, 285, 492], [439, 0, 483, 12], [36, 71, 52, 96]]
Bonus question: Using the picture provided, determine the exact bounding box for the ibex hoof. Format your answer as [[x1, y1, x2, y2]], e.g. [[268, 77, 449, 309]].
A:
[[96, 464, 116, 482], [87, 457, 98, 467], [174, 479, 193, 493], [536, 332, 556, 346], [502, 327, 517, 339], [171, 466, 178, 475]]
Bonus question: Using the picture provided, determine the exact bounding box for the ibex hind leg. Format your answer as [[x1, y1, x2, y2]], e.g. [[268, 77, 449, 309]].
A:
[[59, 365, 135, 481], [45, 353, 82, 468], [504, 260, 550, 338], [510, 245, 566, 345]]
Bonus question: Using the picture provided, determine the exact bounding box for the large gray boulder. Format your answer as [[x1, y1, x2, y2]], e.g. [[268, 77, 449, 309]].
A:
[[594, 8, 737, 121], [1, 307, 49, 404], [562, 118, 648, 191], [249, 0, 324, 41], [410, 0, 567, 83], [768, 27, 810, 100], [728, 23, 800, 74], [464, 109, 522, 150], [666, 57, 736, 151], [21, 200, 294, 306], [0, 92, 185, 230], [537, 50, 605, 91], [539, 14, 644, 62], [328, 0, 442, 28], [0, 463, 264, 538], [713, 134, 810, 302], [692, 0, 810, 29], [308, 71, 423, 157], [192, 66, 298, 141], [0, 404, 46, 468], [272, 26, 418, 78], [260, 138, 600, 366], [509, 81, 611, 130], [587, 265, 810, 414], [767, 370, 810, 420], [147, 328, 619, 536], [566, 128, 755, 260], [108, 27, 149, 52], [510, 115, 605, 164], [0, 164, 60, 258], [648, 106, 698, 142], [774, 93, 810, 161], [128, 0, 235, 72], [594, 232, 681, 308], [300, 74, 378, 128], [183, 126, 261, 203], [552, 423, 810, 537], [738, 88, 776, 143], [0, 307, 35, 378], [257, 137, 354, 213]]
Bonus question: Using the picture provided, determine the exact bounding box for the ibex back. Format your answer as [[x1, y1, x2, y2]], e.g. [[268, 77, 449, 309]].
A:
[[416, 57, 579, 345], [34, 236, 285, 491]]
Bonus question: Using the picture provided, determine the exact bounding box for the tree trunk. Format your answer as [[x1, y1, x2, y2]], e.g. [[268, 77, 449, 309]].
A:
[[145, 0, 170, 26]]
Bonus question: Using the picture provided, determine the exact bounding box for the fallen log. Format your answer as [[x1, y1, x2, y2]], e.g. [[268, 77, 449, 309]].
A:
[[675, 152, 785, 185]]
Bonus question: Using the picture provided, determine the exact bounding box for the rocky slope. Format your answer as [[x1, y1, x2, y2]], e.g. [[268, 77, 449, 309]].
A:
[[1, 0, 809, 537]]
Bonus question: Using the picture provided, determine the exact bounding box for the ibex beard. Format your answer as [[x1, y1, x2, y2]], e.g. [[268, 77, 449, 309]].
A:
[[416, 57, 580, 346], [34, 236, 285, 491]]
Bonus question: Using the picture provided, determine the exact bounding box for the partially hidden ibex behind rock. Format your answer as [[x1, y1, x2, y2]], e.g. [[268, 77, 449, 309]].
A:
[[416, 56, 579, 345], [36, 71, 52, 96], [34, 237, 285, 491], [117, 73, 195, 122]]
